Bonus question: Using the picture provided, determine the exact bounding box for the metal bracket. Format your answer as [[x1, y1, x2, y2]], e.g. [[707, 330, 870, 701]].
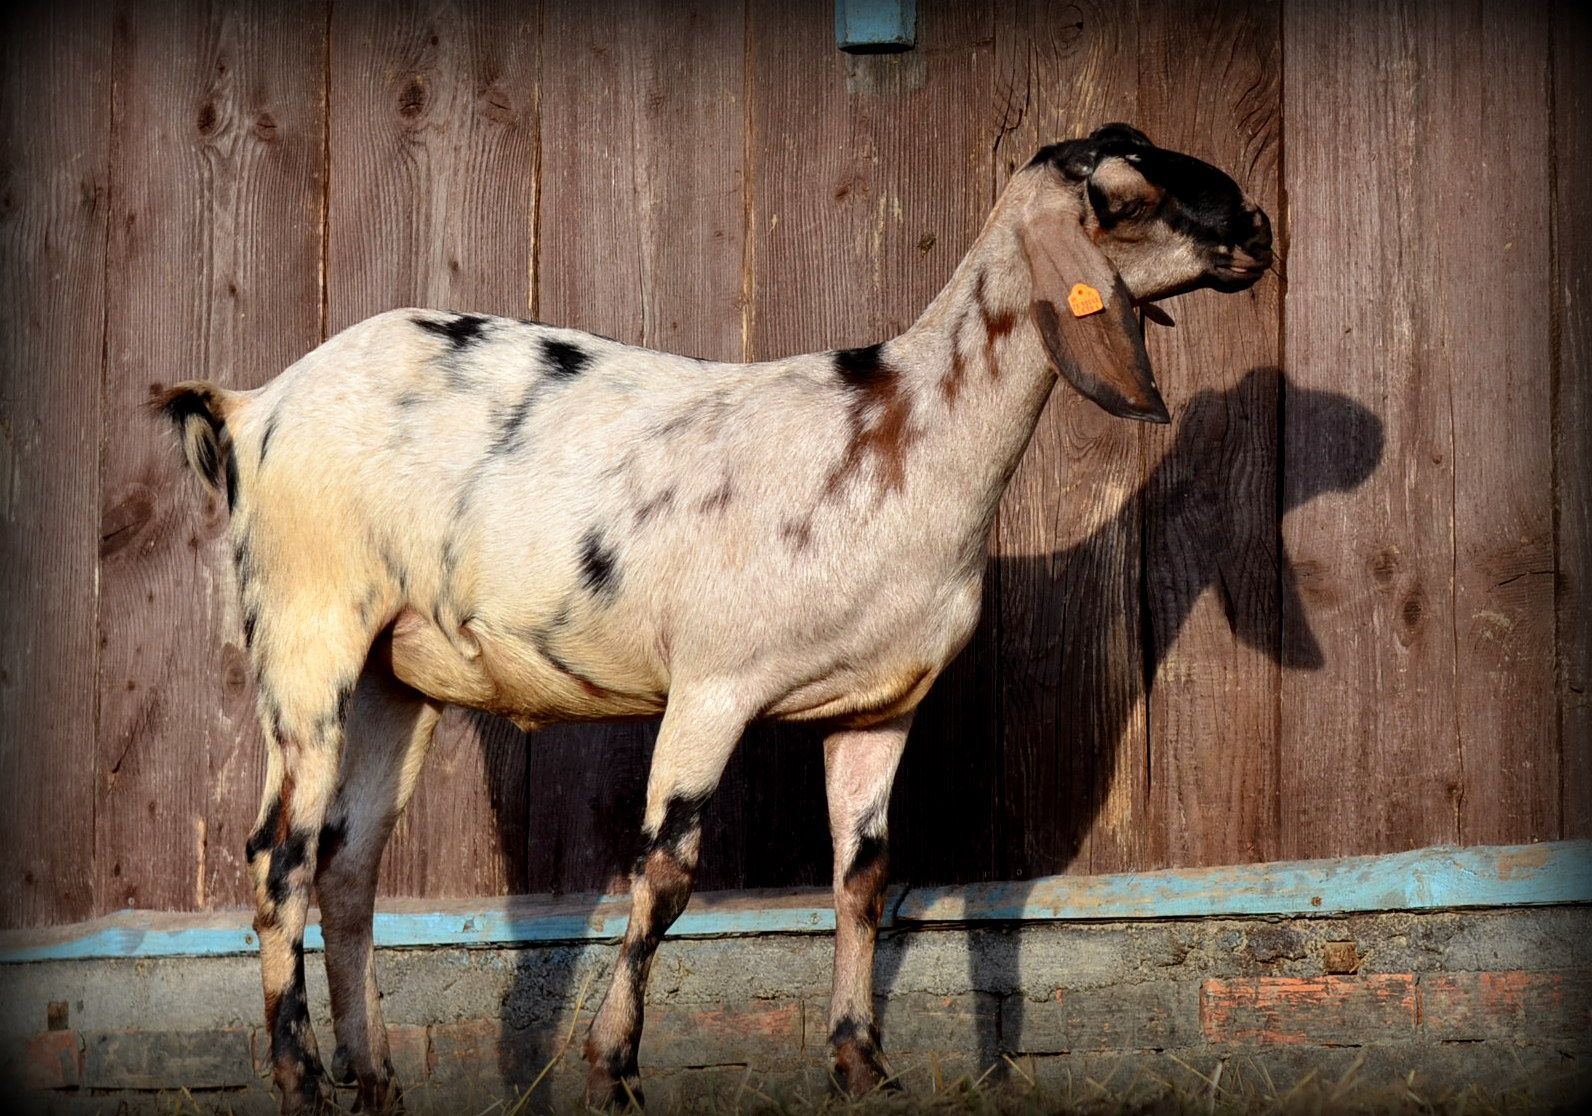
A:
[[835, 0, 916, 54]]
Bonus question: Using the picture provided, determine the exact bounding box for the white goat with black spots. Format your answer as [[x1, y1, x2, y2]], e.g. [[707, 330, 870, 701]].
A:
[[159, 123, 1271, 1113]]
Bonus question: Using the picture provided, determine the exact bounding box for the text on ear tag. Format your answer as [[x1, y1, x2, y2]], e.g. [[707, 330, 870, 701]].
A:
[[1068, 283, 1105, 318]]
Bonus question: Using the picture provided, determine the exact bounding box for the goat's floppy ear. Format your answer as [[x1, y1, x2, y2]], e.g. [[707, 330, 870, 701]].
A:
[[1018, 199, 1170, 423]]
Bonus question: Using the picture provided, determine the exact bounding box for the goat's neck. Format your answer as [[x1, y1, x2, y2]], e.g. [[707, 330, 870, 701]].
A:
[[888, 207, 1063, 543]]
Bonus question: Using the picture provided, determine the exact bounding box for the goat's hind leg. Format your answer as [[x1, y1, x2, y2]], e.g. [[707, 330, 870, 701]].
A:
[[823, 712, 912, 1095], [246, 600, 376, 1113], [316, 653, 442, 1112]]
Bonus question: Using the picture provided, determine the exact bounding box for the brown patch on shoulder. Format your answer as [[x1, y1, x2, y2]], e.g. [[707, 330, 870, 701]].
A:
[[824, 352, 918, 502]]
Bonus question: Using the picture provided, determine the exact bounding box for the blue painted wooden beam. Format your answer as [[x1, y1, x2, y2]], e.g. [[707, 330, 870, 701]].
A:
[[2, 841, 1586, 964], [894, 841, 1592, 923], [835, 0, 916, 53]]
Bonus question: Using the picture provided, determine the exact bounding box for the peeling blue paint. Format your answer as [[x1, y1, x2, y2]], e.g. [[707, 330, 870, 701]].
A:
[[2, 841, 1586, 965]]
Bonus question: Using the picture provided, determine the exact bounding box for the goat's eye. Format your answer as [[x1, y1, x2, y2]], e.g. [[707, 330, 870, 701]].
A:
[[1112, 197, 1144, 221]]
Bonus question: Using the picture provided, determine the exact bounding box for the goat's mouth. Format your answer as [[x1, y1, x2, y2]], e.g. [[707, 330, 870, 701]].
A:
[[1205, 260, 1267, 291], [1206, 244, 1272, 289]]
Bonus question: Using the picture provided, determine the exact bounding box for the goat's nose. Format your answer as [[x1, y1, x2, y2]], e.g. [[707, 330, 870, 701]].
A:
[[1250, 208, 1273, 252]]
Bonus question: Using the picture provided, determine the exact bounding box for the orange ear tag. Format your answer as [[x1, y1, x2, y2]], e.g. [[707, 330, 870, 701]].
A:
[[1067, 283, 1105, 318]]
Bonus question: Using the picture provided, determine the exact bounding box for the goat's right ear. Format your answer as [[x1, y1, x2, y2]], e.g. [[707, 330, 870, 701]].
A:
[[1017, 198, 1171, 423]]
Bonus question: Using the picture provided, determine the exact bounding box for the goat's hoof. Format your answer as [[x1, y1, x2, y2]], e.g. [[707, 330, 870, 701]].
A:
[[585, 1066, 645, 1110], [330, 1044, 357, 1086], [833, 1042, 895, 1097], [279, 1072, 336, 1114], [352, 1076, 402, 1114]]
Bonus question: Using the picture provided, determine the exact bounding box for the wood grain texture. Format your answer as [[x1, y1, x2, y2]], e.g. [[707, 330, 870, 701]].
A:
[[992, 0, 1144, 879], [1280, 0, 1461, 857], [0, 0, 112, 929], [743, 0, 998, 887], [1441, 1, 1557, 845], [1139, 0, 1282, 869], [326, 0, 538, 899], [529, 0, 747, 893], [97, 0, 327, 917], [1555, 0, 1592, 838], [1, 0, 1579, 929]]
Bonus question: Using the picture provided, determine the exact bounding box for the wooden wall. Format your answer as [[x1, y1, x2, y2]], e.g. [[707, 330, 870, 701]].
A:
[[0, 0, 1584, 929]]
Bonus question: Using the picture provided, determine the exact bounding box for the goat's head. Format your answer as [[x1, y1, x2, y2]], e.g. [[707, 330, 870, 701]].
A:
[[1010, 123, 1272, 423]]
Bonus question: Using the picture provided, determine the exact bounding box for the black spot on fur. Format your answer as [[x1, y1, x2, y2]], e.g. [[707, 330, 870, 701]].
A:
[[845, 832, 888, 888], [242, 604, 260, 650], [246, 799, 282, 864], [334, 681, 354, 727], [490, 385, 540, 455], [316, 818, 347, 870], [530, 628, 603, 692], [270, 960, 313, 1070], [829, 1016, 882, 1051], [224, 449, 239, 510], [578, 530, 619, 599], [258, 410, 278, 466], [634, 486, 677, 527], [159, 386, 228, 490], [266, 828, 311, 907], [414, 313, 489, 348], [233, 536, 259, 602], [543, 337, 590, 379], [638, 790, 713, 864], [834, 343, 891, 387]]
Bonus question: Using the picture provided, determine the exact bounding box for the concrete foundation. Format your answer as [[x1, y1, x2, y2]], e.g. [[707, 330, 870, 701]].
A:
[[2, 904, 1589, 1112]]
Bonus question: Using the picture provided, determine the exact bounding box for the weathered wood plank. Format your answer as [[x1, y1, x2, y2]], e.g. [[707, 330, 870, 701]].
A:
[[1442, 1, 1557, 845], [1280, 0, 1460, 857], [1553, 0, 1591, 838], [196, 2, 331, 912], [743, 0, 997, 887], [97, 0, 326, 916], [326, 0, 538, 899], [529, 0, 747, 893], [1139, 0, 1283, 869], [0, 0, 113, 929], [8, 839, 1585, 961], [992, 0, 1144, 879]]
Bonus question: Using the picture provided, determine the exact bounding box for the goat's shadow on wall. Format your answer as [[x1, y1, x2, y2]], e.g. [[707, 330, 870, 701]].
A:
[[475, 366, 1383, 1097]]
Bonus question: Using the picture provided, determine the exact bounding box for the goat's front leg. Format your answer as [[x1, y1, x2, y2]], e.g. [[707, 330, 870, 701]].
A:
[[584, 688, 748, 1109], [823, 712, 912, 1096]]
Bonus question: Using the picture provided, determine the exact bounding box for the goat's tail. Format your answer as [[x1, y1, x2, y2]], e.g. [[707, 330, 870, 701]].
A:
[[152, 381, 240, 504]]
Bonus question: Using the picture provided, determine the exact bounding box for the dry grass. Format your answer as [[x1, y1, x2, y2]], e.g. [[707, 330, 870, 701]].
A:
[[624, 1057, 1552, 1116], [143, 1046, 1571, 1115]]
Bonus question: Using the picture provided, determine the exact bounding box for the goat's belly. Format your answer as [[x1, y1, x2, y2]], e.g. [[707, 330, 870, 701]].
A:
[[764, 660, 943, 728], [387, 610, 665, 728]]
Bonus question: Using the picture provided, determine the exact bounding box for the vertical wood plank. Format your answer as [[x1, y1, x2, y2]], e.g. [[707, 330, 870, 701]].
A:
[[98, 0, 326, 916], [1443, 1, 1557, 845], [198, 2, 330, 911], [327, 0, 538, 898], [744, 0, 997, 887], [1555, 0, 1592, 838], [530, 0, 747, 893], [0, 0, 112, 928], [992, 0, 1145, 879], [1139, 0, 1283, 869], [1280, 0, 1460, 857]]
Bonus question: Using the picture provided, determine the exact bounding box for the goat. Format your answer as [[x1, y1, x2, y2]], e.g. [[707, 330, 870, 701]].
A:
[[158, 123, 1271, 1113]]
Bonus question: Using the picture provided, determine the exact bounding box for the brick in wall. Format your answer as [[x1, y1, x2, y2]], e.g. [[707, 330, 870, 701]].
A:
[[1200, 975, 1417, 1045]]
